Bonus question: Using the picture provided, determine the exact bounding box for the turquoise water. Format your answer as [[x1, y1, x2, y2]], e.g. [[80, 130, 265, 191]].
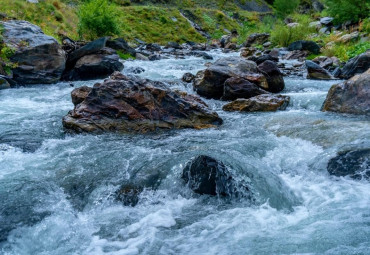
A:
[[0, 52, 369, 255]]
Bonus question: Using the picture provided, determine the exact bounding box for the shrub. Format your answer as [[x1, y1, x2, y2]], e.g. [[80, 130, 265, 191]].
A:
[[273, 0, 299, 18], [270, 18, 315, 46], [325, 0, 370, 24], [78, 0, 120, 40]]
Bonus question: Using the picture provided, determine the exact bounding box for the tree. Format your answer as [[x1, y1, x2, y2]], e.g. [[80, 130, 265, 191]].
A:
[[273, 0, 300, 18], [78, 0, 120, 40], [325, 0, 370, 24]]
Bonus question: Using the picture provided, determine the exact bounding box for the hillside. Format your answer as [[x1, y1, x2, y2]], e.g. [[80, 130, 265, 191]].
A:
[[0, 0, 271, 43]]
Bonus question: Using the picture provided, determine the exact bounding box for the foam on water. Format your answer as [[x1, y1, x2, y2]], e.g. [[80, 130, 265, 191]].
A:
[[1, 52, 369, 254]]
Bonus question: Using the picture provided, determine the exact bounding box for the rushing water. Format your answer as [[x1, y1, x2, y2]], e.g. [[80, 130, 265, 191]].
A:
[[0, 51, 369, 255]]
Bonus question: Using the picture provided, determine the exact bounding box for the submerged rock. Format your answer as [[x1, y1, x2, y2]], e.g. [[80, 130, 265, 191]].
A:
[[305, 60, 334, 80], [182, 155, 251, 197], [116, 185, 143, 206], [223, 94, 290, 112], [0, 20, 66, 84], [0, 76, 11, 90], [327, 149, 370, 180], [322, 69, 370, 115], [63, 73, 222, 133], [182, 72, 195, 83], [340, 51, 370, 79]]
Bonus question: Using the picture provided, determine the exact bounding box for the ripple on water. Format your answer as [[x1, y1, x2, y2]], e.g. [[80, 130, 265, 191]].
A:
[[1, 53, 370, 255]]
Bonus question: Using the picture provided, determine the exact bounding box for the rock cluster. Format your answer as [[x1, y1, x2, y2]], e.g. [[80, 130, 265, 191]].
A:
[[193, 57, 284, 100], [63, 72, 223, 133]]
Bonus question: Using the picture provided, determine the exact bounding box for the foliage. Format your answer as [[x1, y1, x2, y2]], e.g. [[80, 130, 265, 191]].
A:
[[118, 6, 205, 43], [0, 25, 16, 75], [273, 0, 299, 18], [325, 0, 370, 24], [117, 51, 135, 60], [360, 18, 370, 34], [0, 0, 78, 40], [322, 41, 370, 62], [270, 15, 315, 46], [347, 42, 370, 59], [78, 0, 120, 40]]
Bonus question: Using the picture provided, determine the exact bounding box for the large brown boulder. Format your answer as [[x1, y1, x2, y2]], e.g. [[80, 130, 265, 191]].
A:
[[62, 73, 223, 133], [258, 60, 285, 93], [223, 94, 290, 112], [193, 57, 271, 99], [322, 68, 370, 115], [222, 77, 268, 101], [1, 20, 66, 84]]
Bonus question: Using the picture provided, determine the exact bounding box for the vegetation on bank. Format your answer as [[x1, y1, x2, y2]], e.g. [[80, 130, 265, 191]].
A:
[[0, 24, 16, 75], [0, 0, 369, 63], [0, 0, 78, 40]]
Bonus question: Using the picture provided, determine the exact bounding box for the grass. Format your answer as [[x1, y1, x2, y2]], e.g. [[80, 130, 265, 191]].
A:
[[0, 0, 78, 40], [117, 6, 205, 44], [117, 51, 135, 60]]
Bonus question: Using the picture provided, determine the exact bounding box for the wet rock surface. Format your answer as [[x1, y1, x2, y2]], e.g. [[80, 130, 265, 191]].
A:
[[223, 94, 290, 112], [222, 77, 268, 101], [322, 69, 370, 115], [306, 60, 334, 80], [327, 149, 370, 180], [63, 38, 123, 81], [63, 48, 123, 81], [339, 51, 370, 79], [182, 155, 251, 197], [0, 20, 66, 84], [63, 73, 223, 133], [193, 57, 275, 99], [258, 60, 285, 92]]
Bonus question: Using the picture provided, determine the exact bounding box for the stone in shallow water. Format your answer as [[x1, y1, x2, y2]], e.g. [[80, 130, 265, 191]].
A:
[[63, 73, 222, 133], [222, 77, 268, 101], [182, 155, 251, 197], [305, 60, 334, 80], [182, 72, 195, 83], [223, 94, 290, 112], [322, 68, 370, 115], [192, 57, 269, 99], [258, 60, 285, 92], [327, 149, 370, 180]]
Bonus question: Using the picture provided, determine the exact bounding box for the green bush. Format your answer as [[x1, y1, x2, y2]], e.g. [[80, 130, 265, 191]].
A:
[[78, 0, 120, 40], [325, 0, 370, 24], [270, 18, 315, 46], [273, 0, 299, 18]]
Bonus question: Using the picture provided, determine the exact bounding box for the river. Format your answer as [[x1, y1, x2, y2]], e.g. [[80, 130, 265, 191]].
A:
[[0, 52, 369, 255]]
